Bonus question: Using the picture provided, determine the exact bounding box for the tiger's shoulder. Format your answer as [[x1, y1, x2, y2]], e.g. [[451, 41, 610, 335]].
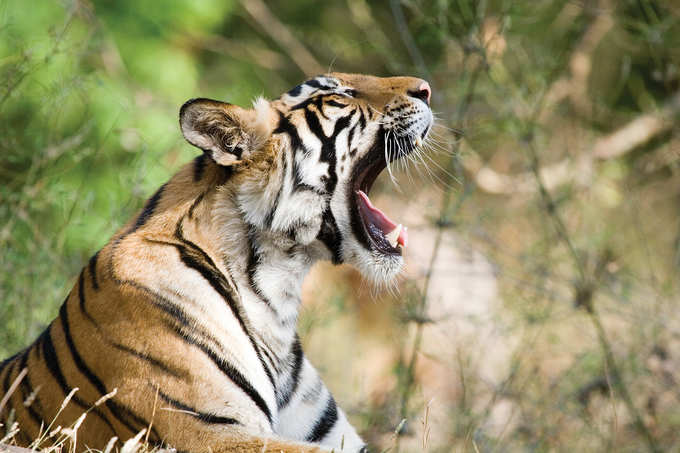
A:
[[0, 72, 434, 453]]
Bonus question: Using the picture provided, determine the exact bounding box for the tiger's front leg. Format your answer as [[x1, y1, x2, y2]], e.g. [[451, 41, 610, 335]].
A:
[[276, 357, 367, 452]]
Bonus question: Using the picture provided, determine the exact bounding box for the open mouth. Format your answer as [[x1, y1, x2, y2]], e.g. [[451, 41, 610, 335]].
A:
[[350, 132, 418, 256]]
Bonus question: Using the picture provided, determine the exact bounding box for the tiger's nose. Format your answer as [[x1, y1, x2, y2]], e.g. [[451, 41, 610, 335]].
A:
[[409, 81, 431, 105]]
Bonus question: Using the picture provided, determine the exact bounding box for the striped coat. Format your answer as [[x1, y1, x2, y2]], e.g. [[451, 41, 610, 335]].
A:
[[0, 73, 433, 452]]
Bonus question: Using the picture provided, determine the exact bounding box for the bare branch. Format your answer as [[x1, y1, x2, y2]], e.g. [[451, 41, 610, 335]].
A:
[[0, 444, 33, 453], [184, 34, 287, 71], [467, 90, 680, 194], [239, 0, 324, 76], [593, 91, 680, 159], [541, 1, 615, 120], [0, 369, 27, 415], [389, 0, 433, 85]]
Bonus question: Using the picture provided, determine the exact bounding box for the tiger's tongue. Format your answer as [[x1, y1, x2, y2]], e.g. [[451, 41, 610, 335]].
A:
[[356, 190, 408, 248]]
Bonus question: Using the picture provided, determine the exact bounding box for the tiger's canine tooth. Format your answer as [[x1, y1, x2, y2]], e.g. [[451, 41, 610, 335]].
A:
[[416, 136, 423, 147], [385, 224, 402, 248]]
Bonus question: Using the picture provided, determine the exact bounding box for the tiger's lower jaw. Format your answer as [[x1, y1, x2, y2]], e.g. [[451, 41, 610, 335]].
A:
[[342, 241, 404, 287], [365, 252, 404, 287]]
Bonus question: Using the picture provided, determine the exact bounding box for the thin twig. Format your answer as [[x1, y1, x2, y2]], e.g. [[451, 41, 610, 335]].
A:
[[465, 90, 680, 194], [523, 95, 661, 453], [398, 57, 483, 420], [389, 0, 433, 88], [0, 443, 36, 453], [0, 368, 28, 415], [239, 0, 324, 76], [509, 28, 661, 447]]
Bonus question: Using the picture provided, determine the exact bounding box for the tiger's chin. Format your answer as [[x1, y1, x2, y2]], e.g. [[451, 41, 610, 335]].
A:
[[354, 248, 404, 288]]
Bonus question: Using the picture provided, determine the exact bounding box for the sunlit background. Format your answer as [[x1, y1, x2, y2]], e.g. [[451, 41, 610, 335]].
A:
[[1, 1, 679, 451]]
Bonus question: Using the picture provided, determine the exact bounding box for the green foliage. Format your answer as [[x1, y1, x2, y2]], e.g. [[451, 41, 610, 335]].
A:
[[0, 1, 242, 351]]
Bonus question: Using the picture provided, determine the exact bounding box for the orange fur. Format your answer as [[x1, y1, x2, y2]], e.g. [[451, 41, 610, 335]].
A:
[[0, 73, 431, 453]]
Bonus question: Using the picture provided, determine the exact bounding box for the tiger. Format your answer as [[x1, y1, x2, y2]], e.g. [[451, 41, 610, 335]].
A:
[[0, 72, 433, 452]]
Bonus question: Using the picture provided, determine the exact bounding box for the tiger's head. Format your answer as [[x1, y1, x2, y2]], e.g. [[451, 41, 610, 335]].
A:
[[179, 73, 433, 285]]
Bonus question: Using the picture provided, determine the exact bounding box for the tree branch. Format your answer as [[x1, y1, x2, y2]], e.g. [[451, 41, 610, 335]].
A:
[[466, 90, 680, 194], [239, 0, 324, 76]]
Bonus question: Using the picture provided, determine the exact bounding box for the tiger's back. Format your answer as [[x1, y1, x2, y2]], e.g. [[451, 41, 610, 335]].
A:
[[1, 162, 232, 446], [0, 73, 434, 453]]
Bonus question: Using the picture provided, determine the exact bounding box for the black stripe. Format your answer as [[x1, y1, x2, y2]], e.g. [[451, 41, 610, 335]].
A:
[[174, 223, 277, 390], [245, 228, 281, 318], [325, 99, 348, 108], [108, 401, 159, 443], [246, 227, 262, 298], [274, 112, 328, 196], [258, 342, 281, 374], [193, 153, 208, 182], [263, 149, 288, 228], [18, 351, 44, 429], [274, 112, 304, 151], [109, 265, 227, 354], [161, 318, 272, 424], [347, 123, 357, 151], [220, 162, 235, 181], [148, 293, 197, 331], [288, 337, 304, 397], [244, 229, 292, 325], [128, 183, 166, 234], [277, 337, 303, 409], [187, 192, 205, 219], [330, 112, 352, 143], [109, 213, 272, 426], [59, 303, 107, 396], [290, 94, 331, 118], [306, 395, 338, 442], [39, 328, 117, 435], [287, 84, 303, 97], [156, 388, 239, 425], [317, 207, 342, 264], [155, 312, 221, 363], [1, 358, 18, 418], [293, 182, 324, 195], [303, 108, 351, 193], [110, 264, 272, 425], [305, 79, 326, 89], [298, 106, 352, 262], [274, 110, 319, 207], [40, 328, 78, 395], [88, 251, 100, 290], [357, 106, 366, 131], [58, 302, 159, 440], [175, 243, 278, 389], [0, 351, 19, 379], [78, 270, 95, 324], [111, 343, 188, 380], [303, 109, 326, 149]]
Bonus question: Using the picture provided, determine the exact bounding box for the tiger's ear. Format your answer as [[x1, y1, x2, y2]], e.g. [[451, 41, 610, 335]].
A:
[[179, 98, 267, 166]]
